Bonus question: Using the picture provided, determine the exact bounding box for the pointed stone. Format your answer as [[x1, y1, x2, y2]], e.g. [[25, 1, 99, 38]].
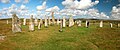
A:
[[12, 14, 21, 33], [100, 21, 103, 27]]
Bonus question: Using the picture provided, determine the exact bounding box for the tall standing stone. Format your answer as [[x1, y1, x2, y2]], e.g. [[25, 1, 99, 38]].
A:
[[29, 15, 34, 31], [78, 20, 82, 26], [23, 18, 26, 25], [7, 20, 9, 24], [59, 19, 63, 32], [110, 23, 113, 28], [63, 16, 66, 27], [12, 14, 21, 33], [45, 15, 48, 27], [38, 18, 43, 29], [71, 17, 74, 26], [100, 21, 103, 27], [34, 17, 38, 26], [69, 16, 72, 27], [86, 20, 89, 28], [38, 20, 41, 30], [51, 12, 55, 25], [48, 16, 51, 25], [69, 16, 74, 27]]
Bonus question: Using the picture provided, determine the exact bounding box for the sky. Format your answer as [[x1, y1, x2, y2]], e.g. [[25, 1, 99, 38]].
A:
[[0, 0, 120, 19]]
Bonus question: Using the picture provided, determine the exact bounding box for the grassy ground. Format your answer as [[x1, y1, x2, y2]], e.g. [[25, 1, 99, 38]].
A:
[[0, 20, 120, 50]]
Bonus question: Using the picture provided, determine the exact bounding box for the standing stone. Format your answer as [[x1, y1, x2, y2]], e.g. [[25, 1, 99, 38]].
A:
[[40, 18, 43, 25], [69, 16, 72, 27], [45, 15, 48, 27], [118, 23, 120, 28], [57, 18, 59, 25], [29, 15, 34, 31], [110, 23, 113, 28], [34, 17, 38, 26], [48, 16, 51, 25], [12, 14, 21, 33], [78, 20, 82, 26], [7, 20, 9, 24], [59, 20, 63, 32], [63, 16, 66, 27], [69, 16, 74, 27], [38, 20, 41, 30], [71, 17, 74, 26], [51, 12, 55, 25], [23, 18, 26, 25], [86, 20, 89, 28], [100, 21, 103, 27]]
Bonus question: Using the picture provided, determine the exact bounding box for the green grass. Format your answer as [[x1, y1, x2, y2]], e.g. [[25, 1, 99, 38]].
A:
[[0, 20, 120, 50]]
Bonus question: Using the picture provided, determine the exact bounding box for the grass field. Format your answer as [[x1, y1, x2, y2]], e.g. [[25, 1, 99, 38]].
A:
[[0, 19, 120, 50]]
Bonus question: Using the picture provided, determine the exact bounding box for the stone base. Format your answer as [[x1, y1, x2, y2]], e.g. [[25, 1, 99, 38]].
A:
[[59, 29, 63, 32]]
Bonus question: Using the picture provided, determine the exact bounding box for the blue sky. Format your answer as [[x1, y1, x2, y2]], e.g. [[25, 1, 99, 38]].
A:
[[0, 0, 120, 19]]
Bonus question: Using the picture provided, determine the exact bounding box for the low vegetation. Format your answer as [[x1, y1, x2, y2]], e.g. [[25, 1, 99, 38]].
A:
[[0, 19, 120, 50]]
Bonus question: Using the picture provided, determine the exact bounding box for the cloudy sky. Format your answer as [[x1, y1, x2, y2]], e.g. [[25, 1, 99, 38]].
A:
[[0, 0, 120, 20]]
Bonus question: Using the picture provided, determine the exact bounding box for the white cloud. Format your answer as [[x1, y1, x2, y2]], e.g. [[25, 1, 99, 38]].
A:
[[99, 12, 109, 19], [9, 4, 17, 9], [20, 4, 26, 10], [87, 8, 109, 19], [15, 0, 21, 3], [8, 4, 19, 14], [23, 0, 29, 3], [37, 6, 44, 11], [88, 8, 99, 17], [62, 0, 99, 9], [1, 0, 10, 3], [62, 8, 109, 19], [111, 5, 120, 20], [36, 1, 46, 11], [46, 6, 60, 12]]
